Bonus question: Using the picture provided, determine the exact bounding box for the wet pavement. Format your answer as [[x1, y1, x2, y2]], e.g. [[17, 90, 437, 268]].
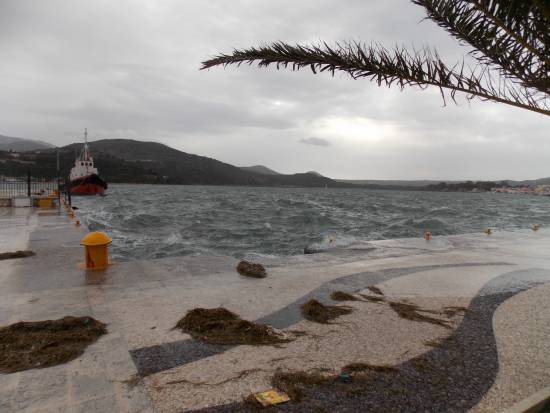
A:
[[0, 207, 549, 412]]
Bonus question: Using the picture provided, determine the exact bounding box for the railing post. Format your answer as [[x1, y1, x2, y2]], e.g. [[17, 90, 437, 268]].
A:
[[57, 176, 61, 207], [27, 171, 31, 197]]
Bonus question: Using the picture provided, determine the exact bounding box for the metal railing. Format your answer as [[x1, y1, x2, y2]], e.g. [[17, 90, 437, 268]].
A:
[[0, 173, 61, 199]]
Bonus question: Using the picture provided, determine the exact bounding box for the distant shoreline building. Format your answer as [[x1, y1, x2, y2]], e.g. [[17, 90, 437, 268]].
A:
[[492, 185, 550, 196]]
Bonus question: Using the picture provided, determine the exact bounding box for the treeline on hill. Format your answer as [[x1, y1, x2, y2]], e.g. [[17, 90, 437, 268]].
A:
[[425, 181, 508, 192], [0, 150, 161, 184], [0, 144, 345, 188]]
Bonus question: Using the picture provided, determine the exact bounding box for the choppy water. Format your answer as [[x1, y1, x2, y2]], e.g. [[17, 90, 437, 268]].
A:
[[72, 184, 550, 261]]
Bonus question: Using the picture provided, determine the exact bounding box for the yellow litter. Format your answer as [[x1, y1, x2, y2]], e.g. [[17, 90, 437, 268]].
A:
[[254, 389, 290, 406]]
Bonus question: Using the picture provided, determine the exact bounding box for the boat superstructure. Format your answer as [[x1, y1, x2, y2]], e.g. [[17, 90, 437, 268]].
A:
[[69, 129, 107, 195]]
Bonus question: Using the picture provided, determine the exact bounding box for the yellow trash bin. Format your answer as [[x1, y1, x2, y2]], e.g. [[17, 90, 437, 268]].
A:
[[80, 232, 112, 270], [39, 197, 54, 208]]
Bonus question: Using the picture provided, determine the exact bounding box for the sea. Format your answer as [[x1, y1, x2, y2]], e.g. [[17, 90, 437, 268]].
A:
[[72, 184, 550, 261]]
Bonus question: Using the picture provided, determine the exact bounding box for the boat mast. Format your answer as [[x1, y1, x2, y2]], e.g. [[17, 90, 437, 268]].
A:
[[81, 128, 90, 161]]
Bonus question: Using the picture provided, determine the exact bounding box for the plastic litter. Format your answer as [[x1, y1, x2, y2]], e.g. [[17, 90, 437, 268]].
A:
[[254, 389, 291, 406]]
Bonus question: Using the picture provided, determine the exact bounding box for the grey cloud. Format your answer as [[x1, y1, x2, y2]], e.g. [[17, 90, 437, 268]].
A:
[[0, 0, 547, 179], [300, 137, 331, 147]]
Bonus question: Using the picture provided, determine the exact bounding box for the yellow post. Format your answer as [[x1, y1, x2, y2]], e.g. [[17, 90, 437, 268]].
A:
[[424, 231, 432, 241], [39, 197, 54, 208], [80, 232, 112, 270]]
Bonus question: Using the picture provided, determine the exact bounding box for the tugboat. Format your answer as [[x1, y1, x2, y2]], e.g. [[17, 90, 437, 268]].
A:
[[69, 129, 108, 195]]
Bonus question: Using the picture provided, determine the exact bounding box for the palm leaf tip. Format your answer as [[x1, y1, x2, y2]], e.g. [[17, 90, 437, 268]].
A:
[[200, 41, 549, 116], [201, 54, 234, 70]]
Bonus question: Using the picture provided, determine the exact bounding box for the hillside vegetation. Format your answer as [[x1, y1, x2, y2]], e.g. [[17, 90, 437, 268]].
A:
[[0, 139, 341, 188]]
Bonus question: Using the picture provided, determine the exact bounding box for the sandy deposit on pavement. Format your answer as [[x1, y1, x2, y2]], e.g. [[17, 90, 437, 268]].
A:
[[144, 294, 470, 412]]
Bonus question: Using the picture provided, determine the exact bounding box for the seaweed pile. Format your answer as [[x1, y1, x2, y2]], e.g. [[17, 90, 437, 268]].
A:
[[0, 250, 35, 260], [0, 316, 107, 373], [175, 308, 289, 345], [300, 299, 353, 324]]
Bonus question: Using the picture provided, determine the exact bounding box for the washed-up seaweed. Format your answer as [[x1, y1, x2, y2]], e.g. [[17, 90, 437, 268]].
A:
[[175, 308, 289, 345], [0, 316, 107, 373], [300, 299, 353, 324], [0, 250, 35, 260]]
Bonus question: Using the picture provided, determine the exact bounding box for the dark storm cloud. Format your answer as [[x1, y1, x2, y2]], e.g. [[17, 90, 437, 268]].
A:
[[300, 137, 331, 147], [0, 0, 547, 179]]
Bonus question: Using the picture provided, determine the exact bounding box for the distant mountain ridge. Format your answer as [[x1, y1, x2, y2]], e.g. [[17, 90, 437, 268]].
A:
[[0, 138, 343, 188], [239, 165, 281, 175], [507, 177, 550, 186], [0, 135, 54, 151], [1, 135, 547, 189], [336, 179, 460, 187], [338, 178, 550, 187]]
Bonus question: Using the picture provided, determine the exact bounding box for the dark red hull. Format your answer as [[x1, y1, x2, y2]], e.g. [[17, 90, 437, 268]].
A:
[[69, 174, 107, 195]]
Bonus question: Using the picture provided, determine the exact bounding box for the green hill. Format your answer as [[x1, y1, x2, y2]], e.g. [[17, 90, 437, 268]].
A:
[[0, 139, 343, 188], [0, 135, 54, 151]]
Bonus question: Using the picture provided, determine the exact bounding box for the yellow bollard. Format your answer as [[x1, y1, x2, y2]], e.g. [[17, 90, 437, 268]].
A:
[[39, 197, 54, 208], [484, 228, 492, 236], [80, 232, 112, 270], [424, 231, 432, 241], [532, 224, 541, 231]]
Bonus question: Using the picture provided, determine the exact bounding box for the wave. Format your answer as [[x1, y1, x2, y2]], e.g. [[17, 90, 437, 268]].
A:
[[71, 185, 550, 261], [304, 233, 359, 254]]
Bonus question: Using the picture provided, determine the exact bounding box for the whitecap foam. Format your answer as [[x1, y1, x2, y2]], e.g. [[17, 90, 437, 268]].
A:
[[305, 233, 359, 254]]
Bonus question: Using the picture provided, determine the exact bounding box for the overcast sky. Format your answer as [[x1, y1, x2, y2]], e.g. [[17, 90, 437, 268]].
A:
[[0, 0, 548, 180]]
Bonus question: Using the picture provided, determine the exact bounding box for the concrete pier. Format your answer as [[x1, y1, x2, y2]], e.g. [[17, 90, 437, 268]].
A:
[[1, 208, 549, 412]]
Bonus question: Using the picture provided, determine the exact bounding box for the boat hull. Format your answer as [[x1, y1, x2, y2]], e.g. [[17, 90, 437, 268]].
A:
[[69, 174, 107, 195]]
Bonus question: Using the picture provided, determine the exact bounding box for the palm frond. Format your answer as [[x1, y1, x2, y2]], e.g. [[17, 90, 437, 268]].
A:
[[412, 0, 550, 93], [201, 0, 550, 116], [202, 42, 550, 116]]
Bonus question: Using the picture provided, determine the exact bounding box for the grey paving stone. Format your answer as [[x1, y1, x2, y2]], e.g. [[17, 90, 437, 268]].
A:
[[70, 373, 116, 402], [14, 368, 68, 411], [71, 395, 119, 413], [0, 374, 18, 412], [19, 403, 69, 413], [118, 383, 154, 413], [0, 372, 19, 390], [0, 395, 14, 413]]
